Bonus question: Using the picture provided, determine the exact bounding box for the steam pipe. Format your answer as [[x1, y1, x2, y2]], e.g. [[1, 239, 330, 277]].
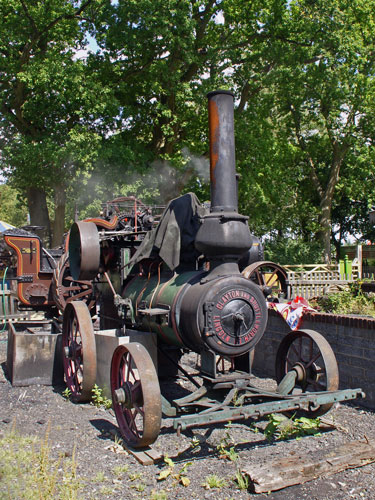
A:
[[207, 90, 238, 213]]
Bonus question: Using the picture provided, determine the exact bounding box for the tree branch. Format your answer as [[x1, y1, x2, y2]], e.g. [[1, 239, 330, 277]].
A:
[[289, 102, 324, 199], [19, 0, 39, 34]]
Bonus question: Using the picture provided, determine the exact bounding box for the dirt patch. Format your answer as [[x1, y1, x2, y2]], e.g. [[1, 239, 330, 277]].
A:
[[1, 330, 375, 500]]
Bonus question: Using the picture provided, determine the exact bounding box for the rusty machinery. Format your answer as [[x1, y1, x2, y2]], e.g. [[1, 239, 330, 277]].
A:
[[64, 90, 363, 449], [2, 197, 163, 316]]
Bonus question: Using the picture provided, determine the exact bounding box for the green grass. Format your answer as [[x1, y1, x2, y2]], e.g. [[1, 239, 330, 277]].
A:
[[202, 474, 228, 489], [0, 424, 82, 499]]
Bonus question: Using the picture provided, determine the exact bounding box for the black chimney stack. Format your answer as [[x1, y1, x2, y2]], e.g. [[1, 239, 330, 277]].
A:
[[207, 90, 238, 212], [195, 90, 252, 276]]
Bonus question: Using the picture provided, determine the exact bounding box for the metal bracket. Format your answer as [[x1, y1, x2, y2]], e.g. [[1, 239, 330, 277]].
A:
[[200, 349, 217, 378], [114, 295, 135, 323], [16, 275, 33, 283]]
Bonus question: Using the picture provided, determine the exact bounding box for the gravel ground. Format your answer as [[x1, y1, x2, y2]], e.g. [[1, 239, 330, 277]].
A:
[[1, 329, 375, 500]]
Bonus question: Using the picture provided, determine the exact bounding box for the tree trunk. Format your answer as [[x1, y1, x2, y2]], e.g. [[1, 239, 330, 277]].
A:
[[318, 200, 333, 264], [317, 146, 348, 264], [26, 186, 51, 246], [51, 183, 66, 248]]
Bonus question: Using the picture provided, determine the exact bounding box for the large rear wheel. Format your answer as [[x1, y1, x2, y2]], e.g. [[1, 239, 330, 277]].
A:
[[62, 301, 96, 402], [242, 261, 288, 299]]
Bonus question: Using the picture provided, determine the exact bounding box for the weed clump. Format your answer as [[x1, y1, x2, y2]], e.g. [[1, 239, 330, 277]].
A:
[[91, 384, 112, 409], [264, 413, 321, 442], [0, 424, 82, 499], [312, 281, 375, 317]]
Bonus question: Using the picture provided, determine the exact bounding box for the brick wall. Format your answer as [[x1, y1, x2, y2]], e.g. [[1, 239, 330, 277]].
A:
[[253, 309, 375, 409]]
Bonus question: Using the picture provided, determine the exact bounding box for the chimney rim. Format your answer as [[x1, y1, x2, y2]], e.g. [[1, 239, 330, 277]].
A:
[[207, 90, 234, 99]]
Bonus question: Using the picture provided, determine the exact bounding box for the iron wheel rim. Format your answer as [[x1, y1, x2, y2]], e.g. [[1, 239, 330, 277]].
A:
[[111, 343, 161, 448]]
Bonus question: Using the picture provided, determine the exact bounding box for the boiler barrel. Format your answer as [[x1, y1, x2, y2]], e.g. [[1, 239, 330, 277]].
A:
[[123, 270, 268, 357], [123, 271, 200, 348]]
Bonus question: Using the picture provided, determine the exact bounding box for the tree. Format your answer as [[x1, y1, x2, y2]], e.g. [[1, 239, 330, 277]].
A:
[[0, 0, 105, 245], [211, 0, 375, 262], [263, 0, 375, 262]]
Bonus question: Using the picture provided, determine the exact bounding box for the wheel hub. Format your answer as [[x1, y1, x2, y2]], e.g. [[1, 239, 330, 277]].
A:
[[114, 385, 131, 408], [292, 362, 306, 384]]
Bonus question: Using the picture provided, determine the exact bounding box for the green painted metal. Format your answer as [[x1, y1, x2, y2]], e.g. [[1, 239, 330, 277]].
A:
[[124, 271, 199, 346], [276, 369, 298, 395], [171, 388, 364, 430]]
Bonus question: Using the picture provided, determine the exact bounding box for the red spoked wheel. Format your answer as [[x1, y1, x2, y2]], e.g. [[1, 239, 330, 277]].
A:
[[111, 343, 161, 448], [62, 301, 97, 402], [53, 253, 97, 313], [275, 329, 339, 417]]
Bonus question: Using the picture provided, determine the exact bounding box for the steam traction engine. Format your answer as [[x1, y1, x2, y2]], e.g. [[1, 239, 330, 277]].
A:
[[64, 91, 363, 449]]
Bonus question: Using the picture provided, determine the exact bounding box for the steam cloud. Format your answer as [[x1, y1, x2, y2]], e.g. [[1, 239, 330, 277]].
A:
[[77, 149, 210, 217]]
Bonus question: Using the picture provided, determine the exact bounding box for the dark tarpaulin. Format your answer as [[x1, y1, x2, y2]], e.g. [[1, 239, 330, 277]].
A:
[[128, 192, 207, 271]]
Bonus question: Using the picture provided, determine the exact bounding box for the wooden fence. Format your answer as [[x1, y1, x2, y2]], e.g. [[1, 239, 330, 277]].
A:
[[283, 263, 360, 300]]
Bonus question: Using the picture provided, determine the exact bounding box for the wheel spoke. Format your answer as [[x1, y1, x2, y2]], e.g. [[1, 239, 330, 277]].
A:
[[255, 269, 264, 286], [241, 261, 288, 298], [285, 355, 294, 371], [305, 350, 322, 369], [53, 253, 96, 312], [265, 269, 277, 286], [306, 377, 326, 391], [290, 343, 300, 360], [133, 403, 145, 417]]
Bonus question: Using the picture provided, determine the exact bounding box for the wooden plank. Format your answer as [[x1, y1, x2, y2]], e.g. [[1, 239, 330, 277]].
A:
[[243, 439, 375, 493], [122, 444, 163, 465]]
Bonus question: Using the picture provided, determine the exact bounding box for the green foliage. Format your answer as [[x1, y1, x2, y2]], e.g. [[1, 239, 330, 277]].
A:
[[0, 184, 28, 227], [113, 464, 129, 477], [150, 490, 168, 500], [0, 0, 106, 243], [264, 237, 324, 265], [130, 481, 146, 492], [92, 471, 106, 483], [62, 387, 72, 401], [2, 0, 375, 257], [128, 472, 142, 481], [157, 456, 192, 487], [189, 435, 201, 452], [91, 384, 112, 409], [264, 414, 321, 442], [216, 429, 239, 462], [312, 281, 375, 317]]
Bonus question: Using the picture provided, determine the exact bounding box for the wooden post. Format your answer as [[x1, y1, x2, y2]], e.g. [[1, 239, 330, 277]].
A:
[[356, 244, 363, 278]]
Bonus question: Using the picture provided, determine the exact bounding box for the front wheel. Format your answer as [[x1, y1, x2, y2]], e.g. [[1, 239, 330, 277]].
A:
[[275, 329, 339, 417], [111, 343, 161, 448]]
